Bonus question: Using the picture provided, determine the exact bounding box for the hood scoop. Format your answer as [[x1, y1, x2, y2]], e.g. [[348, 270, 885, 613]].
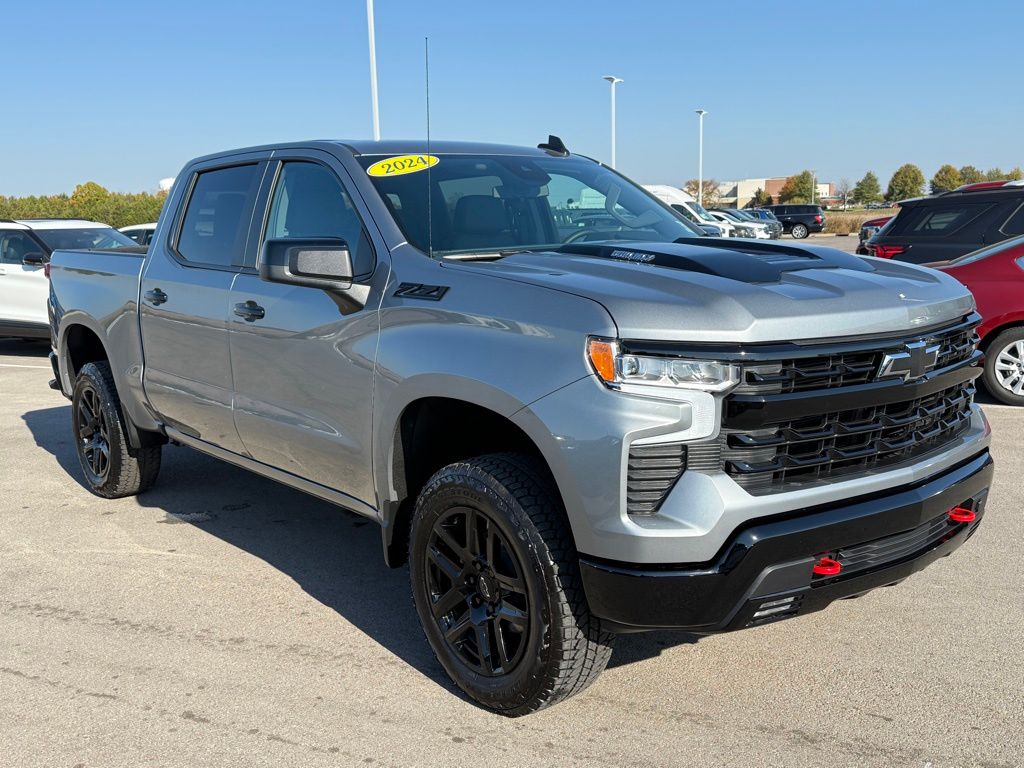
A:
[[557, 240, 872, 284]]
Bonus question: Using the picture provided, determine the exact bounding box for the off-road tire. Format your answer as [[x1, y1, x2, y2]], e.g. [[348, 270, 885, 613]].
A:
[[983, 328, 1024, 406], [72, 361, 161, 498], [409, 453, 615, 716], [791, 223, 809, 239]]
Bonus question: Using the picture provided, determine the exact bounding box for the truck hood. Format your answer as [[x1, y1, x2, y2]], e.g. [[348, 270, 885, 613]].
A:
[[445, 241, 975, 342]]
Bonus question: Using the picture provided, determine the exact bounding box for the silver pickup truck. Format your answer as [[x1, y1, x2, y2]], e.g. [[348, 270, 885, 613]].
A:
[[47, 139, 994, 715]]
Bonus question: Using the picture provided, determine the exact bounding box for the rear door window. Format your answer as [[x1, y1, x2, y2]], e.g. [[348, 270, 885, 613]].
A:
[[905, 203, 990, 236], [1000, 203, 1024, 236], [176, 164, 260, 268]]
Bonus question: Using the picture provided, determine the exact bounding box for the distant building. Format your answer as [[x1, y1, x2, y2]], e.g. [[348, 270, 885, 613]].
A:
[[717, 177, 834, 208]]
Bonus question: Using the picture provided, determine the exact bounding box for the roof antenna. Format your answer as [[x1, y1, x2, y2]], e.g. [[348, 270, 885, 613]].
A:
[[425, 36, 433, 260], [538, 135, 569, 156]]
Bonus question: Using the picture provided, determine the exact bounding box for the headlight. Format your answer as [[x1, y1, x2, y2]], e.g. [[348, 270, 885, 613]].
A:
[[587, 338, 741, 394]]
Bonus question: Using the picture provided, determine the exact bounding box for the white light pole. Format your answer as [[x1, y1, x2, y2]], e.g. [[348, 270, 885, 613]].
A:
[[366, 0, 381, 140], [603, 76, 623, 168], [810, 169, 815, 205], [695, 109, 707, 206]]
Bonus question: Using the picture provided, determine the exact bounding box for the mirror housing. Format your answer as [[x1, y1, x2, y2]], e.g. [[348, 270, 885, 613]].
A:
[[259, 238, 354, 291], [22, 252, 47, 267]]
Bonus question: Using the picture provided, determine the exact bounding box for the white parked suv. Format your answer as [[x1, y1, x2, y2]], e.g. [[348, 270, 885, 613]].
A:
[[709, 210, 771, 239], [644, 185, 732, 237], [119, 222, 158, 246], [0, 219, 136, 338]]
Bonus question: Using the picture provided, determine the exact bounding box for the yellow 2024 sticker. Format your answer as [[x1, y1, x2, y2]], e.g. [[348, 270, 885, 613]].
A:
[[366, 154, 439, 177]]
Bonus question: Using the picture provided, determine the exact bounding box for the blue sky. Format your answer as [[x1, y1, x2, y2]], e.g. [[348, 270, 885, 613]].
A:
[[4, 0, 1023, 196]]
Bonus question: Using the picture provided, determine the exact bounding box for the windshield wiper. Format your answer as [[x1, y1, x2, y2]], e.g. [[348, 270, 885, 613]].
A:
[[442, 246, 560, 261]]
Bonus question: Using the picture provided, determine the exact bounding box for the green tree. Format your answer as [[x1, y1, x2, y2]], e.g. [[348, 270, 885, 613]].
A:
[[959, 165, 984, 184], [748, 187, 771, 207], [0, 185, 166, 229], [930, 164, 963, 194], [778, 170, 815, 203], [852, 171, 882, 204], [886, 164, 925, 201], [1007, 167, 1024, 181], [985, 167, 1006, 181]]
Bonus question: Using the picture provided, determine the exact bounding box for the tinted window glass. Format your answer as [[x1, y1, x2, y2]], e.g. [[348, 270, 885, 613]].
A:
[[1001, 204, 1024, 236], [33, 227, 136, 251], [265, 161, 374, 276], [177, 164, 258, 267], [0, 231, 42, 264], [123, 230, 145, 244], [907, 203, 987, 236]]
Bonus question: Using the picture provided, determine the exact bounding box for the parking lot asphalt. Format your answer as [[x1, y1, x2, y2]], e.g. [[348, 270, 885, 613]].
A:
[[0, 337, 1020, 768]]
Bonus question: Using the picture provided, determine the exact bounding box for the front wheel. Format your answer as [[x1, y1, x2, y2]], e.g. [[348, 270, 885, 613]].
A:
[[409, 453, 615, 716], [791, 223, 809, 239], [72, 361, 161, 497], [984, 328, 1024, 405]]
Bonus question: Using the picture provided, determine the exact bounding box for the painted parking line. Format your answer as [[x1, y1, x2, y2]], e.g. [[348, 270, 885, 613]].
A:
[[0, 363, 51, 369]]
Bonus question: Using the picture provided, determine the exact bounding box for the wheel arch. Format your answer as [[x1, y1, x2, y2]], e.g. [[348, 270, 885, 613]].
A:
[[58, 316, 165, 451], [377, 382, 570, 568]]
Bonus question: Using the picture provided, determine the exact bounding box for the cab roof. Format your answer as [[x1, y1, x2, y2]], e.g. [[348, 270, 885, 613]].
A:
[[190, 139, 578, 165], [3, 219, 113, 230]]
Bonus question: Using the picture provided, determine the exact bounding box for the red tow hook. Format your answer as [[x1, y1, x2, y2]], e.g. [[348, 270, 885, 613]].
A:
[[812, 557, 842, 576], [948, 506, 976, 523]]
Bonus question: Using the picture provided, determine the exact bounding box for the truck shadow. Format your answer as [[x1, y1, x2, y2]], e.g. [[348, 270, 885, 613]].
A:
[[23, 405, 700, 699], [0, 338, 49, 357]]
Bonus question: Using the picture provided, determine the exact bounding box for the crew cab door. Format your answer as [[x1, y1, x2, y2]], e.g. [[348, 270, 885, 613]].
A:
[[0, 229, 49, 329], [139, 157, 267, 452], [227, 153, 387, 507]]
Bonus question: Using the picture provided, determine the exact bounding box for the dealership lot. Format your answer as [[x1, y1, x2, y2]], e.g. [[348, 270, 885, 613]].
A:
[[0, 339, 1020, 768]]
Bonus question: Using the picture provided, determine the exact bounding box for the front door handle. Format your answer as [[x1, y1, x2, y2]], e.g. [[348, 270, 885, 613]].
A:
[[233, 300, 265, 322], [144, 288, 168, 305]]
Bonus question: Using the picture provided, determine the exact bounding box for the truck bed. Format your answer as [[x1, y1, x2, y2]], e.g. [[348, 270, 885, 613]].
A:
[[47, 247, 152, 429]]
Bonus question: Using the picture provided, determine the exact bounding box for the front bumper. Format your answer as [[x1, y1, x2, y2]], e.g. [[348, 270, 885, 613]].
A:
[[580, 450, 992, 633]]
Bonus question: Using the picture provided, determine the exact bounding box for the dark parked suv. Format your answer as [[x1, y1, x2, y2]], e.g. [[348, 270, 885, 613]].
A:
[[866, 181, 1024, 264], [764, 204, 826, 239]]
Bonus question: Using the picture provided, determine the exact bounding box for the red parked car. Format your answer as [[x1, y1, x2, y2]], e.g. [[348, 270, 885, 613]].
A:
[[933, 235, 1024, 405]]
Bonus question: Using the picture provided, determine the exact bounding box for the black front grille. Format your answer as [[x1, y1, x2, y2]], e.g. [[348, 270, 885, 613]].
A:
[[737, 320, 979, 395], [724, 381, 974, 494], [626, 442, 686, 516]]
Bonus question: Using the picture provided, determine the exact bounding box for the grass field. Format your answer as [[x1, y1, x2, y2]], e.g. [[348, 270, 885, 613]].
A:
[[822, 210, 896, 234]]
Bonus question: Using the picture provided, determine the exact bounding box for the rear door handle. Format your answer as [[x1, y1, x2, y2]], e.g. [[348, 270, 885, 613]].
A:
[[233, 300, 265, 322], [144, 288, 167, 305]]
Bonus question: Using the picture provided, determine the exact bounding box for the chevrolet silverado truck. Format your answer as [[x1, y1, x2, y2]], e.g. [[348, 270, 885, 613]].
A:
[[48, 139, 994, 716]]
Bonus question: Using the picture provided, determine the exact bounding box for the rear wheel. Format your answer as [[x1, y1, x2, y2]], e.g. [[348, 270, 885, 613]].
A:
[[791, 223, 809, 239], [72, 361, 162, 497], [984, 328, 1024, 405], [409, 453, 615, 716]]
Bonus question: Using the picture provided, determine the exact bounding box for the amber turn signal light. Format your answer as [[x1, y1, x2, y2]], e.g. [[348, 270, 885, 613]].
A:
[[587, 339, 617, 383]]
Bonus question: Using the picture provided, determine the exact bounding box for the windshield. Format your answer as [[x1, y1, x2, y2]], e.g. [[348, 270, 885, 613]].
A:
[[33, 227, 137, 252], [357, 153, 702, 256], [730, 210, 757, 221], [689, 201, 719, 223]]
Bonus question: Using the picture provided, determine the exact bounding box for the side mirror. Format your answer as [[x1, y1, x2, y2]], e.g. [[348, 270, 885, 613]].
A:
[[259, 238, 354, 291], [22, 252, 47, 267]]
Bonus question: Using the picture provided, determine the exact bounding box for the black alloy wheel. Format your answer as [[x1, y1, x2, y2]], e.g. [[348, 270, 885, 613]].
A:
[[425, 506, 530, 676], [70, 361, 162, 498], [76, 382, 111, 485], [409, 453, 615, 715]]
